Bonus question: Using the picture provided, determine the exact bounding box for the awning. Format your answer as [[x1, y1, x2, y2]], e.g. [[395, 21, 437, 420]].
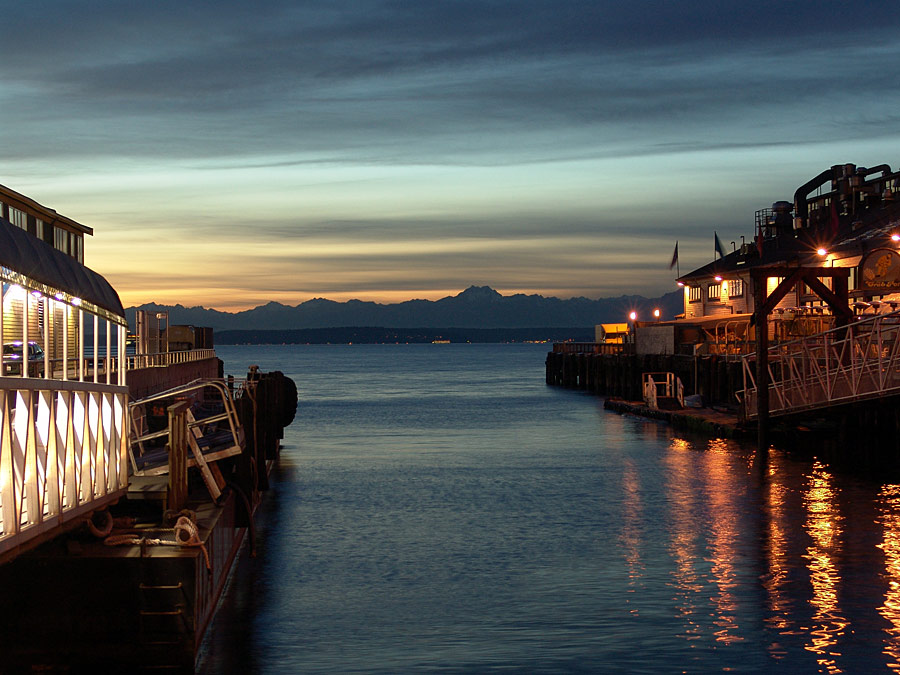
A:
[[0, 216, 124, 318]]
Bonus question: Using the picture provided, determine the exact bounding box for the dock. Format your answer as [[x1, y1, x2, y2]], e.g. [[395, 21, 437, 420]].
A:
[[603, 397, 748, 438], [0, 368, 297, 673]]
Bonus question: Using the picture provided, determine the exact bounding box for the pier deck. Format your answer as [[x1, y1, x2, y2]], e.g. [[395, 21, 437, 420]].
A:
[[604, 397, 748, 439]]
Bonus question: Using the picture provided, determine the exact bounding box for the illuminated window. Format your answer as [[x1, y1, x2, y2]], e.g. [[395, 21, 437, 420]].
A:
[[688, 286, 702, 302], [729, 279, 744, 297], [707, 283, 722, 300]]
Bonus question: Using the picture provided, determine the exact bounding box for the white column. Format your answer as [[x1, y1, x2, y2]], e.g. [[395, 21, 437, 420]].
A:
[[119, 323, 127, 386], [43, 296, 50, 380], [106, 318, 111, 385], [22, 291, 28, 378], [93, 314, 99, 384], [62, 304, 69, 381], [78, 309, 84, 382]]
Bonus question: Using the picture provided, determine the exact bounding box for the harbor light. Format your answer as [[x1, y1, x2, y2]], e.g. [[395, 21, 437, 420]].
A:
[[629, 311, 637, 321], [714, 275, 722, 282], [653, 308, 660, 321], [817, 247, 828, 256], [677, 281, 684, 287], [892, 233, 900, 242]]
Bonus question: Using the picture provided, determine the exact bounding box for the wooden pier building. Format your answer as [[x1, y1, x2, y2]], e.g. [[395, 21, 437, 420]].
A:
[[548, 163, 900, 450]]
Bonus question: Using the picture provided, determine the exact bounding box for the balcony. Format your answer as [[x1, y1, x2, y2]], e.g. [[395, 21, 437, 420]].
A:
[[0, 377, 128, 562]]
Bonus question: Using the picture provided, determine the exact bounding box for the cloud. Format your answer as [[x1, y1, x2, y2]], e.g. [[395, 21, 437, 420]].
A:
[[3, 2, 900, 308]]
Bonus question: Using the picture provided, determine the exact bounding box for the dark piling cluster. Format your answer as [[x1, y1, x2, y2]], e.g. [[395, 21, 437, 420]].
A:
[[545, 351, 744, 409]]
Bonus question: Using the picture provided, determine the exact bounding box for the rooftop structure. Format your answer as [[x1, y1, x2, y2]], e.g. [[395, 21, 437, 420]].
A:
[[659, 163, 900, 356]]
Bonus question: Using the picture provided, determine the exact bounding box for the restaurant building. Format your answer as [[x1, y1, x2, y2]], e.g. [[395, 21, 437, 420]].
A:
[[640, 163, 900, 356]]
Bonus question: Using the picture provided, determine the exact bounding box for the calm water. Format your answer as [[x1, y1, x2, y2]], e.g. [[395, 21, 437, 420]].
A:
[[199, 344, 900, 674]]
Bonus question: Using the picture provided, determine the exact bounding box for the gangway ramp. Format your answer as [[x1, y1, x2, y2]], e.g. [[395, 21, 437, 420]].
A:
[[741, 308, 900, 420]]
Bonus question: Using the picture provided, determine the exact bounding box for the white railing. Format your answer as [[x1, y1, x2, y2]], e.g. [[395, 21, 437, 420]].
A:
[[741, 309, 900, 419], [126, 348, 217, 370], [642, 372, 684, 410], [0, 377, 128, 561]]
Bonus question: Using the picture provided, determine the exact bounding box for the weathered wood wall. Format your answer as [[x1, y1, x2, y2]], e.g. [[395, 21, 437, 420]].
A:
[[545, 351, 745, 408]]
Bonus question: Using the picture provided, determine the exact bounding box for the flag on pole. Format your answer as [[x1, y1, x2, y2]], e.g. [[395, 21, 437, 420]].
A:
[[714, 231, 726, 259], [669, 241, 679, 270]]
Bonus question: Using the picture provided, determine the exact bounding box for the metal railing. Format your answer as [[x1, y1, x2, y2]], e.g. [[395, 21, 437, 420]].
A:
[[553, 342, 629, 355], [642, 372, 684, 410], [126, 349, 217, 370], [0, 377, 129, 561], [741, 309, 900, 419], [129, 378, 246, 480]]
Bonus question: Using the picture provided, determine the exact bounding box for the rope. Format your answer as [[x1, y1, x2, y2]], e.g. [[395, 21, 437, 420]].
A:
[[174, 515, 211, 571], [103, 534, 169, 547], [102, 515, 211, 572]]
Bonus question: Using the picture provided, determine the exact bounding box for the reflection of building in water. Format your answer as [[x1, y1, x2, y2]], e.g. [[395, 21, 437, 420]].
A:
[[803, 462, 849, 674], [877, 484, 900, 670], [664, 437, 705, 641]]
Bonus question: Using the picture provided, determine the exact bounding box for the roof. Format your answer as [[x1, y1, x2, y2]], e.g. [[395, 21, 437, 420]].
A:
[[0, 183, 92, 235], [0, 216, 124, 318], [678, 200, 900, 284]]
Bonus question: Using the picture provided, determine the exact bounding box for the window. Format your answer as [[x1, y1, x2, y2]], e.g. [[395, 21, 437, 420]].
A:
[[689, 286, 702, 302], [707, 284, 722, 300], [40, 220, 53, 245], [54, 226, 68, 253], [9, 207, 26, 229], [728, 279, 744, 297]]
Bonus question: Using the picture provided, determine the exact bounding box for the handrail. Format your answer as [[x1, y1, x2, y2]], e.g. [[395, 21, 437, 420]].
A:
[[642, 372, 683, 410], [553, 342, 629, 355], [740, 308, 900, 419], [127, 348, 217, 370], [0, 378, 129, 562], [129, 378, 247, 477]]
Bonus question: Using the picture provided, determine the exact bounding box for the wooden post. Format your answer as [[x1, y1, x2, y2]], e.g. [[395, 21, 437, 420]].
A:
[[167, 400, 191, 513], [751, 272, 770, 453]]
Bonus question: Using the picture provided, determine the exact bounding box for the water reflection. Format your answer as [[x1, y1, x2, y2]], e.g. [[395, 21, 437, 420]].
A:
[[702, 438, 744, 646], [878, 483, 900, 671], [761, 451, 793, 659], [803, 461, 848, 674], [620, 458, 645, 616], [203, 346, 900, 673], [664, 437, 705, 644]]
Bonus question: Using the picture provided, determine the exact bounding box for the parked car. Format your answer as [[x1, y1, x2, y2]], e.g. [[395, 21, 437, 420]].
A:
[[2, 341, 45, 377]]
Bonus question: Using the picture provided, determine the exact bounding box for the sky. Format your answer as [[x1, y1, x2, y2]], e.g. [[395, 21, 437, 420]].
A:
[[3, 1, 900, 310]]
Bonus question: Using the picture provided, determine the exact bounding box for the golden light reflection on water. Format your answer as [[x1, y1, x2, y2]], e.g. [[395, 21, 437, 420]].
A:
[[621, 458, 644, 616], [760, 455, 792, 657], [664, 437, 705, 642], [803, 461, 848, 674], [877, 483, 900, 671], [702, 437, 744, 645]]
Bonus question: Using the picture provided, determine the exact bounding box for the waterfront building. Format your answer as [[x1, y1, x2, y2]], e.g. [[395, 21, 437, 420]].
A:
[[644, 163, 900, 356], [0, 182, 296, 670], [0, 186, 129, 563]]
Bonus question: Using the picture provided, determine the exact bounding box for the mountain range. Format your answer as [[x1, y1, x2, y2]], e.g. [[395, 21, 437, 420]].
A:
[[126, 286, 682, 332]]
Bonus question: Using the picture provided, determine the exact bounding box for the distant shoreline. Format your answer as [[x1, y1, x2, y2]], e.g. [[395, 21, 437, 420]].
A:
[[214, 326, 592, 345]]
